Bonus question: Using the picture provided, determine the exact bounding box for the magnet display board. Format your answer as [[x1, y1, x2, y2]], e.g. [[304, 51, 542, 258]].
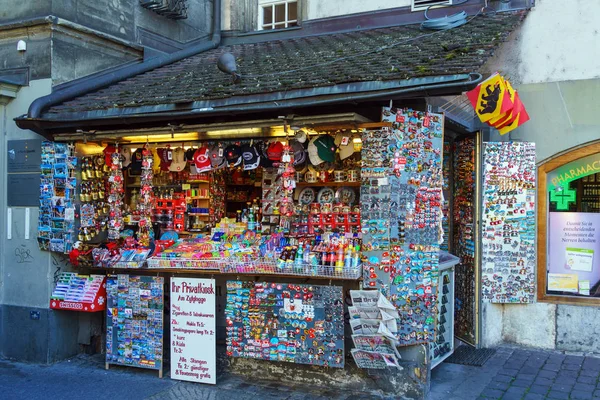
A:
[[481, 142, 536, 303], [225, 281, 344, 368], [170, 277, 216, 384], [106, 275, 164, 372]]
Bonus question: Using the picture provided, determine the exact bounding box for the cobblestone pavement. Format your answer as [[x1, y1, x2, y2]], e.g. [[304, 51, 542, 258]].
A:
[[1, 346, 599, 400], [430, 346, 600, 400]]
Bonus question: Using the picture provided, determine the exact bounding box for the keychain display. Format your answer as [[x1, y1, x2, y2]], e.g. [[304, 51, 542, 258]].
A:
[[38, 141, 77, 253], [137, 146, 155, 246], [452, 137, 477, 343], [225, 281, 344, 368], [107, 148, 124, 240], [481, 142, 536, 303], [78, 154, 109, 242], [440, 141, 451, 251]]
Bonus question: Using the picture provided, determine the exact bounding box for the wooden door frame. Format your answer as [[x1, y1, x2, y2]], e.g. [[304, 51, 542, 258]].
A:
[[537, 141, 600, 306]]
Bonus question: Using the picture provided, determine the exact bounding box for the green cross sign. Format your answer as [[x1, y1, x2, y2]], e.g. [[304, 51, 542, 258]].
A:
[[550, 187, 577, 210]]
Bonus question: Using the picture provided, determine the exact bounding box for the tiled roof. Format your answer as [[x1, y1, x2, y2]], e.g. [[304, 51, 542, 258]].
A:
[[44, 11, 525, 117]]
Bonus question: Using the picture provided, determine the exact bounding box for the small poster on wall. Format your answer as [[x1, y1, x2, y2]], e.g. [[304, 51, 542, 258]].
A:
[[170, 278, 216, 384]]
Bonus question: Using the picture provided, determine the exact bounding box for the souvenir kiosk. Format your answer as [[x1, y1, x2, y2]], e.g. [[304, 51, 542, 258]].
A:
[[40, 107, 468, 391]]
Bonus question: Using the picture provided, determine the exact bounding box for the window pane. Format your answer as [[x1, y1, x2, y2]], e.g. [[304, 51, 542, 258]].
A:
[[274, 23, 286, 30], [262, 25, 273, 30], [263, 6, 272, 24], [275, 4, 285, 23], [288, 2, 297, 21], [288, 21, 298, 27]]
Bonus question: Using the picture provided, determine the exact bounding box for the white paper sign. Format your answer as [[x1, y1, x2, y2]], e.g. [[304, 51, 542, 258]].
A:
[[170, 278, 216, 384]]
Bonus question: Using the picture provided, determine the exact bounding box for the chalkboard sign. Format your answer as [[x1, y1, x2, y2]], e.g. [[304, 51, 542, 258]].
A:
[[7, 139, 41, 173], [106, 275, 164, 375]]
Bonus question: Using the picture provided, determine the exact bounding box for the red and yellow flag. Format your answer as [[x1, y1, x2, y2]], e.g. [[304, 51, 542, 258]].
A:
[[466, 73, 530, 135], [466, 74, 513, 123]]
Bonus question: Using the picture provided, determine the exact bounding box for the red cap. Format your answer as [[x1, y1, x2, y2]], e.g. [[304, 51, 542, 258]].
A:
[[267, 142, 284, 161], [103, 145, 117, 167], [193, 146, 212, 172]]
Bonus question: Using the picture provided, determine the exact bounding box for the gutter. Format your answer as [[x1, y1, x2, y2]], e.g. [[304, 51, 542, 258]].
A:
[[17, 0, 222, 137], [16, 73, 483, 134]]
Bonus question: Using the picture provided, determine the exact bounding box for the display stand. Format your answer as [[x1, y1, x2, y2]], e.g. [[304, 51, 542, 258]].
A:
[[430, 251, 459, 368], [49, 273, 106, 312], [105, 274, 164, 378]]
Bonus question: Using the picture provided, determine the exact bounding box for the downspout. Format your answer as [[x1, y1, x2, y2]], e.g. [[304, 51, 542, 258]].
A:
[[23, 0, 221, 122]]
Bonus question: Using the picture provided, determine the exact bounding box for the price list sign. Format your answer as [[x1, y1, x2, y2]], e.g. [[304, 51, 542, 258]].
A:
[[170, 278, 216, 384]]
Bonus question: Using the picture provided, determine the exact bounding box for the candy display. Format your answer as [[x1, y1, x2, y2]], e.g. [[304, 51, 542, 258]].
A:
[[38, 141, 77, 253], [452, 137, 477, 344], [106, 275, 164, 372], [481, 142, 536, 303], [225, 281, 344, 368]]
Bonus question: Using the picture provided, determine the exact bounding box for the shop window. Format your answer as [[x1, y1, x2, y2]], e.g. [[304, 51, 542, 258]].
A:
[[259, 0, 298, 30], [539, 142, 600, 304]]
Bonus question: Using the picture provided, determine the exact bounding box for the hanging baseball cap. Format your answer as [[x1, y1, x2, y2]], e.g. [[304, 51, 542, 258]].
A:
[[209, 144, 227, 169], [130, 148, 144, 174], [120, 147, 131, 168], [295, 130, 308, 144], [267, 141, 284, 161], [169, 147, 187, 172], [103, 144, 117, 167], [224, 144, 242, 167], [334, 132, 355, 160], [157, 148, 172, 171], [257, 141, 274, 168], [185, 148, 196, 164], [308, 136, 325, 166], [314, 135, 337, 163], [193, 146, 212, 172], [289, 140, 307, 167], [241, 144, 261, 170]]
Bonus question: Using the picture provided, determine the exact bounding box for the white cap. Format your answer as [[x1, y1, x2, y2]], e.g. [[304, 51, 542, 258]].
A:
[[169, 147, 187, 172], [334, 133, 355, 160], [307, 137, 325, 166]]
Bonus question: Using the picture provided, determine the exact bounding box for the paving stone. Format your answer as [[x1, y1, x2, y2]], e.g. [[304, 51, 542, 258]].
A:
[[505, 362, 526, 370], [543, 364, 562, 372], [533, 377, 554, 386], [556, 370, 579, 380], [564, 363, 584, 371], [511, 379, 534, 388], [577, 375, 597, 385], [574, 383, 597, 393], [584, 358, 600, 369], [523, 394, 545, 400], [494, 374, 515, 384], [547, 391, 570, 400], [581, 369, 600, 378], [551, 382, 574, 393], [499, 369, 520, 377], [515, 374, 536, 382], [593, 389, 600, 398], [565, 355, 585, 365], [502, 387, 527, 400], [481, 388, 505, 399], [487, 381, 511, 391], [519, 366, 541, 375], [547, 355, 566, 364], [571, 390, 594, 400], [538, 370, 558, 380], [527, 384, 551, 395]]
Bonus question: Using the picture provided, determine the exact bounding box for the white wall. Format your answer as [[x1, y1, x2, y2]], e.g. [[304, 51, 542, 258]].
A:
[[306, 0, 410, 20], [485, 0, 600, 85]]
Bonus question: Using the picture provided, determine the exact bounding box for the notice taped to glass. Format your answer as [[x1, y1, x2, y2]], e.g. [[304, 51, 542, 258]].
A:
[[170, 277, 216, 384]]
